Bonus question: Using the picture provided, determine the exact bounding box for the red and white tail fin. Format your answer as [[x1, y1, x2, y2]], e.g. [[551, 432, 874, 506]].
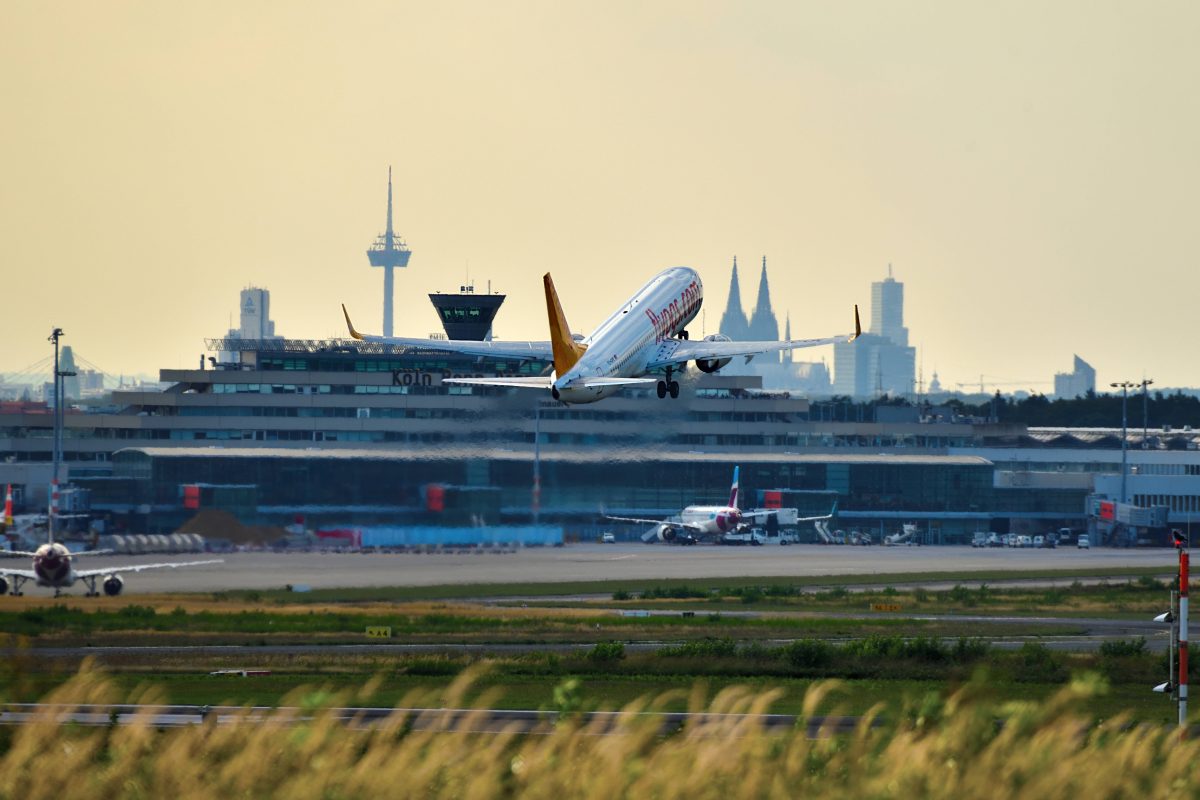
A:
[[728, 466, 740, 509]]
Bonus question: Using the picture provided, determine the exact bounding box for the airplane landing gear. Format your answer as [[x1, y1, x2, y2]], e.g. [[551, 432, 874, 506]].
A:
[[657, 366, 681, 399]]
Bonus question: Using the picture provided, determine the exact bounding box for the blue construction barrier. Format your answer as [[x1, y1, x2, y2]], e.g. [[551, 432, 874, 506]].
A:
[[359, 525, 563, 548]]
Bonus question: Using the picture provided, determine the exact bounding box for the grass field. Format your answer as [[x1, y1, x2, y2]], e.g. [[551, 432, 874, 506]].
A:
[[1, 569, 1191, 734], [1, 666, 1196, 799]]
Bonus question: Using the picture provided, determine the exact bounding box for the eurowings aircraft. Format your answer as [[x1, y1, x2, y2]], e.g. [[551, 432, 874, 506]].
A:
[[342, 267, 859, 404], [0, 542, 222, 597], [604, 466, 837, 543]]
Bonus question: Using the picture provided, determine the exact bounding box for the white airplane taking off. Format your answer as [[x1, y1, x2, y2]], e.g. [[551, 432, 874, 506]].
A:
[[604, 466, 837, 543], [343, 267, 859, 404], [0, 542, 222, 597]]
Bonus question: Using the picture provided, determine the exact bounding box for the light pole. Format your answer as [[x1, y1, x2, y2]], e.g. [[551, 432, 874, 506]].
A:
[[532, 401, 542, 528], [47, 327, 64, 541], [1111, 381, 1134, 504], [1141, 378, 1154, 449]]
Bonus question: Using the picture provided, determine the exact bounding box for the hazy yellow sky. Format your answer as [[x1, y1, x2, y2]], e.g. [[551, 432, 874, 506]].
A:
[[2, 1, 1197, 390]]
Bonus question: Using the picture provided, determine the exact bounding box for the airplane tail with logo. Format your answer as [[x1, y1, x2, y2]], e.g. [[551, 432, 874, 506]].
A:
[[729, 466, 740, 509], [543, 273, 587, 378]]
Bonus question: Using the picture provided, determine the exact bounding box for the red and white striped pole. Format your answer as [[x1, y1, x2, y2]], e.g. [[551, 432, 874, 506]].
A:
[[1180, 547, 1189, 731], [4, 484, 12, 528]]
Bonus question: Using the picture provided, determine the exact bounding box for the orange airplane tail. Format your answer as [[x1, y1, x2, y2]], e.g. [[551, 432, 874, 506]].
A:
[[543, 273, 587, 377]]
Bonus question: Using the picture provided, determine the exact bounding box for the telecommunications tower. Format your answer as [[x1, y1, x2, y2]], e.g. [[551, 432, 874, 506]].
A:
[[365, 167, 412, 337]]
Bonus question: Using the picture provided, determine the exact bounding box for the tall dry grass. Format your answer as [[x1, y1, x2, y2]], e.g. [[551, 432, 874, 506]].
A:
[[0, 661, 1196, 800]]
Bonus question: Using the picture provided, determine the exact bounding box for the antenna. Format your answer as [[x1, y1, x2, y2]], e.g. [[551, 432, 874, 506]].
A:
[[366, 166, 412, 337], [918, 346, 924, 399]]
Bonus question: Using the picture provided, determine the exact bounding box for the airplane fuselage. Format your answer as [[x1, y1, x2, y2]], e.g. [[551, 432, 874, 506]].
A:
[[32, 542, 76, 587], [678, 505, 744, 536], [554, 267, 702, 404]]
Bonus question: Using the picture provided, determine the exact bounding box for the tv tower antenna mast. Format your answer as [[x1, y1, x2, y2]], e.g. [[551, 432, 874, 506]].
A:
[[366, 167, 412, 337]]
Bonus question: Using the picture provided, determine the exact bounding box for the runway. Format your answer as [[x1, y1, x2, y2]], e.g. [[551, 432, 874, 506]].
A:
[[31, 544, 1177, 595]]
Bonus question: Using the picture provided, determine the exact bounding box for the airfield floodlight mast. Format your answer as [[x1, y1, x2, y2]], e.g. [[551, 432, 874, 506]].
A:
[[1142, 378, 1154, 449], [1110, 381, 1135, 504], [47, 327, 64, 540]]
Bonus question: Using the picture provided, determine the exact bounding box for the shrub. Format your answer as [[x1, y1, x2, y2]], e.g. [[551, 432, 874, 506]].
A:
[[588, 642, 626, 662], [1099, 637, 1147, 658], [1041, 589, 1067, 605], [611, 590, 630, 601], [1013, 642, 1068, 683], [785, 639, 833, 669], [658, 637, 738, 658], [945, 585, 977, 607], [952, 637, 991, 662], [642, 585, 707, 600]]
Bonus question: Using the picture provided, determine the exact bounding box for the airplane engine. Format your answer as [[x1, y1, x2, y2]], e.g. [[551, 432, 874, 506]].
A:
[[695, 334, 732, 373], [102, 574, 125, 596], [0, 576, 7, 595], [657, 525, 677, 542]]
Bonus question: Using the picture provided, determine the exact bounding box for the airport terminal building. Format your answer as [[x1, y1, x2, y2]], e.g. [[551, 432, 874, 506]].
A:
[[2, 336, 1198, 545]]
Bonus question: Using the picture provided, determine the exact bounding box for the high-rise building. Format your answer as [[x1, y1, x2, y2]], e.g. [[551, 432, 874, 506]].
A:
[[218, 287, 282, 365], [1054, 356, 1096, 399], [228, 287, 279, 341], [835, 265, 916, 398], [870, 264, 908, 347]]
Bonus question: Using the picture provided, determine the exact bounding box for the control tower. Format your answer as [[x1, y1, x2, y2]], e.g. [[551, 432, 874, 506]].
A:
[[429, 283, 506, 341], [366, 167, 412, 337]]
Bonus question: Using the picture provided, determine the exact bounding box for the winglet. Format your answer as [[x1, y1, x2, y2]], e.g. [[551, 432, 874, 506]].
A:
[[543, 273, 587, 376], [341, 304, 364, 341], [850, 304, 861, 341]]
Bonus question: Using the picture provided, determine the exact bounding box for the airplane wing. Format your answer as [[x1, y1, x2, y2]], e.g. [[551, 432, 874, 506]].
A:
[[443, 376, 658, 390], [2, 549, 113, 558], [342, 305, 554, 361], [568, 377, 659, 388], [748, 503, 838, 523], [73, 558, 224, 578], [442, 376, 554, 389], [646, 305, 861, 369], [603, 514, 707, 533], [0, 566, 37, 580]]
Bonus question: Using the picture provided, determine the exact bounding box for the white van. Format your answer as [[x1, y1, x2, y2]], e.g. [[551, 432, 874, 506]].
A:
[[1077, 534, 1090, 549]]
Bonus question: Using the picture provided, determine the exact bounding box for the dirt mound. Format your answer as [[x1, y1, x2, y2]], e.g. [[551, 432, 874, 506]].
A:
[[176, 509, 286, 545]]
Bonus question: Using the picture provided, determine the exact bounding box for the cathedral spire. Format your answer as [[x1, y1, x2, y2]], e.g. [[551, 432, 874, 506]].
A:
[[747, 255, 779, 342], [718, 256, 750, 340], [782, 314, 793, 364], [754, 256, 772, 315]]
